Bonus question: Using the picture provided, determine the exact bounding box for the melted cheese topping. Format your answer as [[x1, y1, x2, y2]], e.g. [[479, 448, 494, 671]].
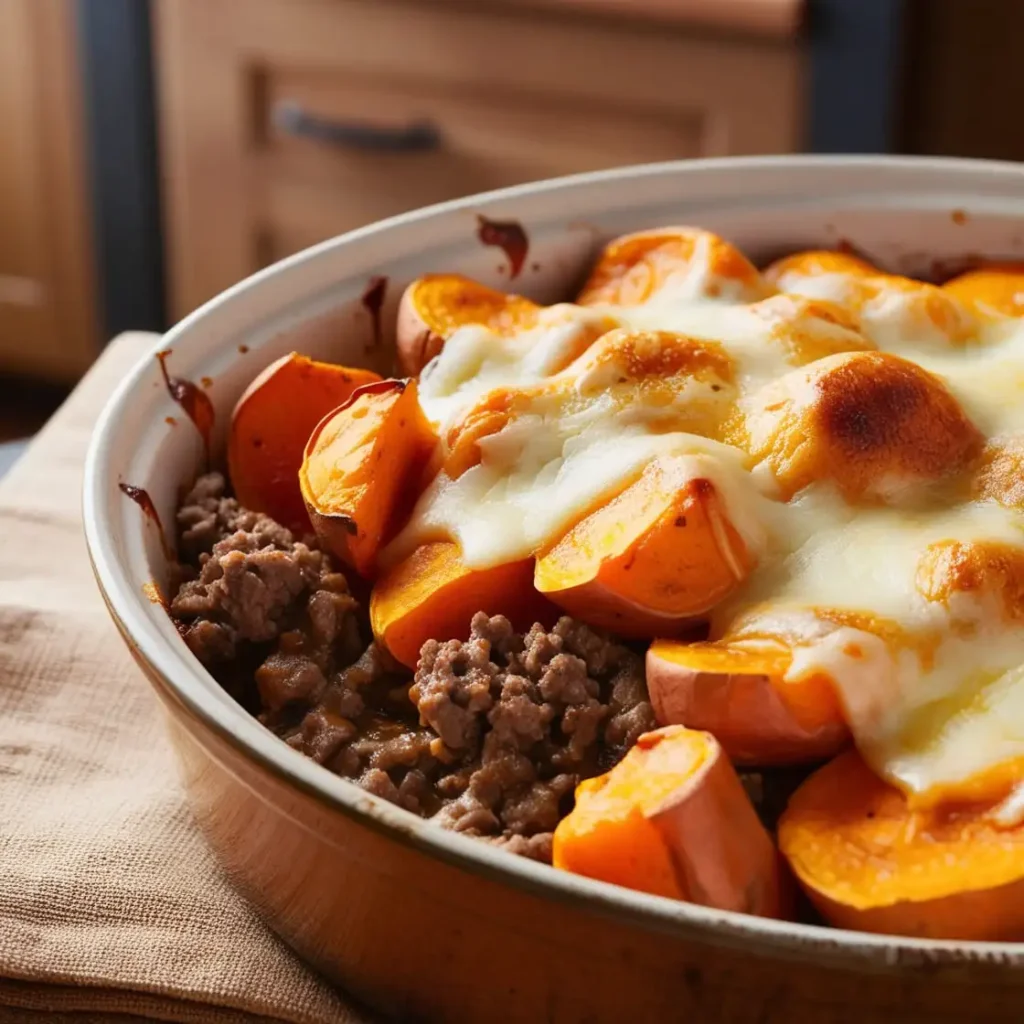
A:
[[418, 304, 616, 425], [402, 235, 1024, 804]]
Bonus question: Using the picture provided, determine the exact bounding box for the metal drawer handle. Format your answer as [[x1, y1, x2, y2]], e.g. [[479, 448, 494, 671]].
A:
[[273, 101, 442, 153]]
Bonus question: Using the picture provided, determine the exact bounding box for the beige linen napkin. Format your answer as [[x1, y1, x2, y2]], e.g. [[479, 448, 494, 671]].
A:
[[0, 334, 370, 1024]]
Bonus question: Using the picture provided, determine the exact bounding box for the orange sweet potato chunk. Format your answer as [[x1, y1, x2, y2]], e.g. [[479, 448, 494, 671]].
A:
[[553, 725, 789, 917], [577, 228, 774, 307], [762, 249, 878, 288], [534, 458, 751, 637], [942, 264, 1024, 318], [227, 352, 381, 533], [300, 379, 436, 578], [779, 750, 1024, 940], [646, 639, 849, 765], [765, 251, 976, 345], [395, 274, 540, 375], [370, 541, 557, 669]]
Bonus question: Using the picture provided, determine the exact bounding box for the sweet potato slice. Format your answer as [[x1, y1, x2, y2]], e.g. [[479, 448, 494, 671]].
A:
[[395, 274, 540, 375], [745, 351, 984, 502], [577, 227, 775, 307], [942, 264, 1024, 318], [779, 749, 1024, 940], [767, 253, 975, 346], [300, 379, 437, 577], [534, 457, 752, 637], [227, 352, 381, 532], [646, 639, 849, 765], [765, 250, 980, 345], [370, 541, 556, 668], [553, 726, 789, 917], [762, 249, 878, 289]]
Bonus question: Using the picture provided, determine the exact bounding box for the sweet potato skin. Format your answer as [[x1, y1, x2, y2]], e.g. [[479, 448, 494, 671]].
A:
[[553, 726, 789, 917], [227, 352, 381, 532], [300, 379, 437, 578], [779, 750, 1024, 940], [646, 640, 849, 765], [370, 541, 557, 668], [534, 461, 751, 637]]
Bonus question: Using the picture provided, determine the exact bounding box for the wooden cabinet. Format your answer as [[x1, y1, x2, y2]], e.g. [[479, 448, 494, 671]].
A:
[[155, 0, 804, 319], [901, 0, 1024, 161], [0, 0, 97, 382]]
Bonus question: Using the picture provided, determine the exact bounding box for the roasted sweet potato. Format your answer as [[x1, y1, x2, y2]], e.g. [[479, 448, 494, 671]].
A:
[[553, 726, 789, 917], [762, 249, 878, 289], [766, 251, 975, 346], [646, 638, 849, 764], [745, 351, 983, 502], [395, 274, 540, 375], [370, 541, 557, 668], [227, 352, 381, 532], [577, 227, 775, 307], [299, 379, 437, 577], [534, 457, 752, 637], [779, 749, 1024, 940], [942, 264, 1024, 318]]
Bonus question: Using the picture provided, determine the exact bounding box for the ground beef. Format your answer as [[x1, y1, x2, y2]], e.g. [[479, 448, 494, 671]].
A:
[[170, 473, 365, 712], [410, 612, 656, 858], [169, 476, 657, 864], [174, 471, 302, 563]]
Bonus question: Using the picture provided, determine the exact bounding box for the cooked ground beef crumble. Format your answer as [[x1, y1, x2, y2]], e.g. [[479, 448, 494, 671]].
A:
[[169, 472, 657, 862]]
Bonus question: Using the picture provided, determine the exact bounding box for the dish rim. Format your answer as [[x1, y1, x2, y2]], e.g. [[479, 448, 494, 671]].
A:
[[84, 154, 1024, 973]]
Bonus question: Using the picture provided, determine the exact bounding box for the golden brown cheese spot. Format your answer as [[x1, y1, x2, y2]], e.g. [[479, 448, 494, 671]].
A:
[[578, 227, 774, 306], [746, 352, 983, 502], [916, 539, 1024, 624], [763, 249, 878, 288], [973, 437, 1024, 509], [570, 328, 735, 387], [443, 331, 738, 479]]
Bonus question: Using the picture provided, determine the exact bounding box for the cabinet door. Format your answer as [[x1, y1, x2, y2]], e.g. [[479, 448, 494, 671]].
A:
[[156, 0, 803, 319], [0, 0, 97, 381]]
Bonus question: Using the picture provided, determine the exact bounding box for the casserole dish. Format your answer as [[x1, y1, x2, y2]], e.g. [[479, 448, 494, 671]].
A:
[[85, 157, 1024, 1022]]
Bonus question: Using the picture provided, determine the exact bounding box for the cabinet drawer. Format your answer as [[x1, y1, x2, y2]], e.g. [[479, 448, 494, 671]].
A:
[[157, 0, 803, 317], [256, 68, 708, 259]]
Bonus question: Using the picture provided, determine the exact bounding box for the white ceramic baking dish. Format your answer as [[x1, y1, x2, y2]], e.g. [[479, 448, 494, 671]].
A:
[[85, 157, 1024, 1022]]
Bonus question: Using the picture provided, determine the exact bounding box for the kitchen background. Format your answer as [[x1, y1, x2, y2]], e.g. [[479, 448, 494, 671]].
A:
[[0, 0, 1018, 450]]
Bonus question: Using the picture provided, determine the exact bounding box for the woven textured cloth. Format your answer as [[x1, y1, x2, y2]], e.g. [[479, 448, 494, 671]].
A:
[[0, 334, 368, 1024]]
